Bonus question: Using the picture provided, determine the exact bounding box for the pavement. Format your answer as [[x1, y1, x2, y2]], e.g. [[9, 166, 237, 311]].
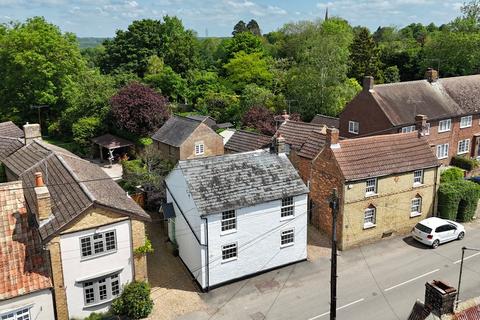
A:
[[174, 218, 480, 320]]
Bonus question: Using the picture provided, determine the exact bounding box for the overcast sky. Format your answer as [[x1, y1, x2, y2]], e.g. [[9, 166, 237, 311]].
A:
[[0, 0, 465, 37]]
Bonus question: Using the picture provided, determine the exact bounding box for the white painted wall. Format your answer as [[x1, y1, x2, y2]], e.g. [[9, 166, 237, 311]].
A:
[[219, 129, 235, 145], [59, 219, 134, 319], [206, 194, 308, 287], [166, 168, 207, 288], [0, 289, 54, 320]]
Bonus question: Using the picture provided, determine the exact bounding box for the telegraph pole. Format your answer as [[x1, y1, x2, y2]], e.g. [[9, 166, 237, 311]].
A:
[[329, 188, 339, 320]]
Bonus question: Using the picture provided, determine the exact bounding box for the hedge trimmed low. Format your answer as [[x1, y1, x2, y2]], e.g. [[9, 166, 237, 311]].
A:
[[451, 155, 478, 172]]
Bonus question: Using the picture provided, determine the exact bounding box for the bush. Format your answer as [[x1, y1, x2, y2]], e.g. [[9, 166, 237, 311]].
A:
[[138, 137, 153, 147], [440, 167, 464, 183], [111, 281, 153, 319], [438, 180, 480, 222], [72, 117, 104, 155], [438, 182, 461, 220], [457, 180, 480, 222], [451, 155, 478, 171]]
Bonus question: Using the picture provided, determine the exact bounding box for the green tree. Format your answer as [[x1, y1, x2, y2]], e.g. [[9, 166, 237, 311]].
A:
[[383, 66, 400, 83], [232, 20, 248, 36], [144, 66, 187, 102], [240, 84, 286, 112], [0, 17, 86, 124], [196, 90, 240, 123], [81, 45, 104, 68], [247, 19, 262, 36], [72, 117, 105, 155], [221, 32, 265, 63], [223, 51, 273, 92], [349, 27, 383, 83]]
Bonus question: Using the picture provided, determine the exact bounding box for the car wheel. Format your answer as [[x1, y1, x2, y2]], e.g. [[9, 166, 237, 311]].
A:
[[458, 232, 465, 240], [432, 240, 440, 249]]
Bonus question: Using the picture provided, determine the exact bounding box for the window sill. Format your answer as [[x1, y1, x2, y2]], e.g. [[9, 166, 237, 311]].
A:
[[410, 212, 422, 218], [349, 132, 359, 135], [84, 297, 117, 309], [280, 215, 295, 221], [438, 130, 451, 133], [413, 182, 424, 188], [221, 257, 237, 264], [365, 192, 378, 198], [363, 223, 376, 230], [220, 229, 237, 236], [81, 249, 117, 262], [437, 156, 448, 160], [460, 125, 472, 129], [280, 242, 294, 249], [457, 151, 469, 155]]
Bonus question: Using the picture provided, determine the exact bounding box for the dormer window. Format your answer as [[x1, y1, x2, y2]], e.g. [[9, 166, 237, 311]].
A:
[[195, 142, 204, 156]]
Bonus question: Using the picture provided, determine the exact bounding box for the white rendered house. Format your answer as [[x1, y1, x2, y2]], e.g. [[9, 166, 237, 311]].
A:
[[164, 141, 309, 290]]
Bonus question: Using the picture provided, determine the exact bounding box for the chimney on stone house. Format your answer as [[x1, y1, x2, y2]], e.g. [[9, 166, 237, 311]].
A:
[[272, 134, 286, 155], [23, 123, 42, 145], [34, 172, 51, 221], [326, 127, 340, 149], [415, 114, 428, 137], [363, 76, 374, 92], [424, 280, 457, 317], [425, 68, 439, 83]]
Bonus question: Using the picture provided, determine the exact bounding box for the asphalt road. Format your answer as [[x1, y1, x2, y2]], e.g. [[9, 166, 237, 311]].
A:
[[178, 220, 480, 320]]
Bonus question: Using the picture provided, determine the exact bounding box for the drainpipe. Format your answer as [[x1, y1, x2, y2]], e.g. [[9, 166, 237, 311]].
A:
[[202, 216, 210, 291], [433, 166, 439, 217]]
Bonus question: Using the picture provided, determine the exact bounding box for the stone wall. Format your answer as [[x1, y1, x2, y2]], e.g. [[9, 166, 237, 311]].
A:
[[180, 123, 224, 160]]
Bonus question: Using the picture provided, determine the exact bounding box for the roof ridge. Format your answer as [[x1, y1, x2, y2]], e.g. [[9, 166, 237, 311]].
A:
[[236, 130, 272, 137], [174, 114, 203, 124], [314, 114, 339, 120], [55, 154, 97, 202]]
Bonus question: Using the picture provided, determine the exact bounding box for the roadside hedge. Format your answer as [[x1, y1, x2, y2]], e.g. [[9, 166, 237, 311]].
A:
[[457, 180, 480, 222], [438, 180, 480, 222], [438, 182, 462, 220], [451, 155, 478, 171], [440, 167, 464, 183]]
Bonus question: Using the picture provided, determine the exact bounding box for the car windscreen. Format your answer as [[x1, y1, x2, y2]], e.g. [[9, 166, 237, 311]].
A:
[[415, 223, 432, 234]]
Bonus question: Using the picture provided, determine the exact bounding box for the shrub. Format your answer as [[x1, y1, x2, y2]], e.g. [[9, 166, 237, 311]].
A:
[[138, 137, 153, 147], [438, 182, 461, 220], [111, 281, 153, 319], [47, 121, 61, 137], [457, 180, 480, 222], [133, 237, 154, 255], [451, 155, 478, 171], [438, 180, 480, 222], [440, 167, 464, 183], [72, 117, 104, 155]]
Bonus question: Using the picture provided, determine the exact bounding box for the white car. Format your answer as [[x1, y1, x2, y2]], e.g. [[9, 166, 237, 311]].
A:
[[411, 217, 465, 249]]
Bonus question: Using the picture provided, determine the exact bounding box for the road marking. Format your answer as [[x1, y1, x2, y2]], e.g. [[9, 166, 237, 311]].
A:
[[307, 298, 365, 319], [384, 269, 440, 292], [454, 252, 480, 264]]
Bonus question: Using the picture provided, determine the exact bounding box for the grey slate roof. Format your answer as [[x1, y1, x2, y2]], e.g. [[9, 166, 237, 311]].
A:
[[92, 133, 134, 149], [0, 136, 23, 161], [0, 121, 24, 138], [151, 116, 202, 147], [186, 115, 217, 129], [173, 149, 309, 216], [369, 74, 480, 125], [3, 141, 150, 241]]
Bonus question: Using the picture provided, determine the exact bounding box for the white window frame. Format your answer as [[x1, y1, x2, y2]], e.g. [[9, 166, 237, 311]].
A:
[[80, 230, 117, 259], [458, 139, 470, 155], [348, 121, 359, 135], [281, 196, 295, 219], [83, 273, 121, 307], [221, 243, 238, 262], [413, 169, 423, 185], [438, 119, 451, 133], [221, 210, 236, 234], [460, 115, 473, 128], [410, 196, 422, 217], [364, 207, 376, 229], [194, 142, 205, 156], [0, 307, 31, 320], [401, 125, 415, 133], [424, 123, 430, 135], [365, 178, 377, 196], [436, 143, 449, 159], [280, 228, 295, 247]]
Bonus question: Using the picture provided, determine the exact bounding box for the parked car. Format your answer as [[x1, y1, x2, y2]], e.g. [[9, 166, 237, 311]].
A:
[[467, 176, 480, 184], [411, 217, 465, 249]]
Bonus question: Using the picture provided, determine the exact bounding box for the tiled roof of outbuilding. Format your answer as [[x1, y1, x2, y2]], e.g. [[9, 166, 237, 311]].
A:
[[3, 141, 150, 241], [0, 121, 24, 139], [224, 130, 272, 153], [0, 181, 51, 300], [277, 121, 325, 150], [311, 115, 339, 128], [152, 116, 202, 147], [333, 132, 439, 181], [297, 130, 327, 160], [172, 149, 309, 216]]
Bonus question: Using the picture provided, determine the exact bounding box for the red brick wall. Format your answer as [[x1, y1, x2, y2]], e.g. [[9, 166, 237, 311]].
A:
[[288, 151, 312, 184]]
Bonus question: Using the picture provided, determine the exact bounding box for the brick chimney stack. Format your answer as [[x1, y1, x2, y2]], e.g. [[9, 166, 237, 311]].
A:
[[424, 280, 457, 317], [363, 76, 374, 92], [23, 123, 42, 145], [281, 110, 290, 123], [272, 134, 286, 155], [34, 172, 51, 221], [425, 68, 439, 83], [326, 128, 340, 149], [415, 114, 428, 137]]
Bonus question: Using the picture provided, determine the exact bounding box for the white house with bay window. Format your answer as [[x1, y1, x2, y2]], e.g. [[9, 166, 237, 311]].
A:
[[164, 146, 309, 290]]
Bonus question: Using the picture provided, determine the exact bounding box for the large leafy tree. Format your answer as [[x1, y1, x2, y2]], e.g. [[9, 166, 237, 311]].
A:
[[220, 32, 265, 63], [232, 21, 248, 36], [110, 83, 170, 136], [100, 17, 199, 77], [0, 17, 85, 123], [349, 27, 383, 83], [242, 106, 275, 135], [247, 20, 262, 36], [224, 51, 273, 92]]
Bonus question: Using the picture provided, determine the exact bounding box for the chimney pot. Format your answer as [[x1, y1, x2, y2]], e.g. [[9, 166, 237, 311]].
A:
[[363, 76, 374, 91], [35, 172, 44, 187], [273, 134, 286, 155], [34, 172, 51, 221], [23, 123, 42, 145], [425, 68, 439, 83], [326, 128, 340, 148], [415, 114, 428, 137]]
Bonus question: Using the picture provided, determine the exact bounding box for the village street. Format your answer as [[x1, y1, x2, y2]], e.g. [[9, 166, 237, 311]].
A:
[[173, 219, 480, 320]]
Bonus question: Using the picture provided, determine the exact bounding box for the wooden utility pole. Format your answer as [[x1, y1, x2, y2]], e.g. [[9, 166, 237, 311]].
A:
[[329, 188, 339, 320]]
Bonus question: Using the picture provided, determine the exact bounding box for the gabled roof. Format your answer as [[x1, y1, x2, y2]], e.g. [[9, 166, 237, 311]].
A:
[[0, 181, 51, 300], [297, 130, 327, 160], [172, 150, 309, 216], [366, 75, 480, 126], [224, 130, 272, 153], [91, 134, 134, 149], [0, 136, 23, 161], [3, 141, 150, 241], [276, 121, 325, 150], [186, 115, 217, 129], [152, 115, 203, 147], [332, 132, 439, 181], [311, 115, 339, 128], [0, 121, 24, 138]]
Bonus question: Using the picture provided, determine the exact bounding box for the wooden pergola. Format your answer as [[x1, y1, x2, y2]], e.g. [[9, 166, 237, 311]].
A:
[[91, 134, 134, 165]]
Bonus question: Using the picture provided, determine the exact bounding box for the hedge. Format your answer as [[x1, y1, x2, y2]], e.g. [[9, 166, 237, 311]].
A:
[[111, 281, 153, 319], [440, 167, 464, 183], [451, 155, 478, 171], [438, 180, 480, 222], [457, 180, 480, 222], [438, 182, 462, 220]]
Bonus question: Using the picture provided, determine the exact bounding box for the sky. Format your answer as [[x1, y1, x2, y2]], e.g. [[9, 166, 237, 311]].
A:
[[0, 0, 465, 37]]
